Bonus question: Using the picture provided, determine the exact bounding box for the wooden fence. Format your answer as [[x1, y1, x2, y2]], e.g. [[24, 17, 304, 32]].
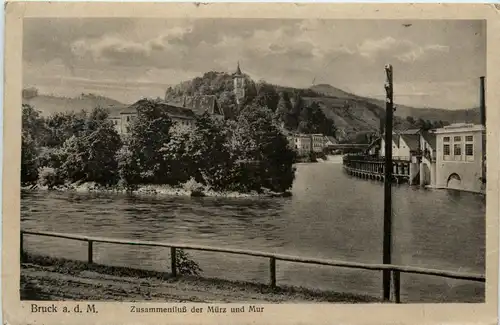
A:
[[20, 230, 485, 303]]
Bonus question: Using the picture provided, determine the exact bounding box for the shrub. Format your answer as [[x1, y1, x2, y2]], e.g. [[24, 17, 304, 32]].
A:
[[182, 177, 205, 196], [38, 167, 64, 189], [176, 249, 202, 276]]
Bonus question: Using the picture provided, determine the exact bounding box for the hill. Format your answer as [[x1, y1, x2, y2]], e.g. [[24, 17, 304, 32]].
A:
[[163, 72, 482, 141], [309, 84, 480, 125], [22, 92, 126, 117]]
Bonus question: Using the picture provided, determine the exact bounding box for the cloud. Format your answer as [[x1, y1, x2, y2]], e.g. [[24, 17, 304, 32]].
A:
[[22, 19, 485, 109], [355, 36, 449, 64], [357, 37, 401, 58], [396, 44, 449, 63]]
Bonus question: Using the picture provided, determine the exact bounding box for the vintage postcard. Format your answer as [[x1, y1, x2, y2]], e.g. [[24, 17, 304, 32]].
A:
[[3, 2, 499, 325]]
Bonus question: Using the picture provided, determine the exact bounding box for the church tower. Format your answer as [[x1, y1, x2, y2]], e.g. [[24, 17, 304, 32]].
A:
[[233, 62, 246, 105]]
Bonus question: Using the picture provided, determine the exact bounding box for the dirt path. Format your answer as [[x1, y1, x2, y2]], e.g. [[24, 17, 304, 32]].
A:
[[21, 263, 378, 303]]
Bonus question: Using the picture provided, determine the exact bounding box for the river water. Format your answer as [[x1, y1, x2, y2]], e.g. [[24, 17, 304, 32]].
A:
[[21, 160, 485, 303]]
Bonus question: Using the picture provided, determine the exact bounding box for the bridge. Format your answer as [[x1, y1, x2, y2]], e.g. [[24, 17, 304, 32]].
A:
[[326, 143, 371, 154], [329, 143, 371, 149]]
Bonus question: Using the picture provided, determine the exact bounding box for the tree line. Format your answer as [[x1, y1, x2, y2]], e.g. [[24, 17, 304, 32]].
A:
[[21, 99, 297, 195], [405, 116, 450, 130]]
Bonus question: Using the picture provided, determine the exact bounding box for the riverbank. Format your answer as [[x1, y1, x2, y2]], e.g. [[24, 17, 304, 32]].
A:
[[21, 254, 380, 303], [21, 181, 292, 199]]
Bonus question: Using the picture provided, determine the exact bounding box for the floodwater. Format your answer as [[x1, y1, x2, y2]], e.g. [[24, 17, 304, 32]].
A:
[[21, 159, 486, 302]]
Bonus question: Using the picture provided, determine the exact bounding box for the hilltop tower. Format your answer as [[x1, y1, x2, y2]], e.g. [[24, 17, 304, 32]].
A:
[[233, 62, 246, 105]]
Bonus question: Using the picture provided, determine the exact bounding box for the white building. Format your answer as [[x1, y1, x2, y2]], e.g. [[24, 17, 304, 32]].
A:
[[434, 123, 486, 193], [311, 134, 326, 153], [379, 129, 420, 161]]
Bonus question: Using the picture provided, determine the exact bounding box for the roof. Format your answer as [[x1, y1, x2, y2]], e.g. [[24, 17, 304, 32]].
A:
[[234, 62, 242, 75], [399, 128, 421, 135], [167, 95, 224, 117], [381, 134, 400, 147], [421, 131, 436, 149], [400, 134, 420, 151], [434, 123, 485, 134], [325, 136, 339, 145], [107, 104, 130, 118], [185, 95, 223, 116], [122, 99, 197, 119]]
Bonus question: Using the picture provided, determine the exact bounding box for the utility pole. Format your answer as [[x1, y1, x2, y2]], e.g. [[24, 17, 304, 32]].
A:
[[383, 64, 394, 301]]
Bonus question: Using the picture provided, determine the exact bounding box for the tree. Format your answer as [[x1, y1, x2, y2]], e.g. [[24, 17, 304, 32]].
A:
[[116, 145, 141, 189], [218, 90, 237, 119], [276, 91, 292, 117], [162, 113, 233, 190], [58, 107, 122, 185], [254, 81, 280, 112], [406, 116, 415, 125], [230, 105, 296, 193], [288, 92, 304, 129], [21, 131, 39, 185], [125, 99, 174, 184], [44, 110, 87, 147], [21, 104, 46, 184]]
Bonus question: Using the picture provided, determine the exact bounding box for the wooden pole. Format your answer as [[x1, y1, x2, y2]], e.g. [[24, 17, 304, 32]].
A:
[[383, 64, 394, 301], [392, 270, 401, 303], [171, 247, 177, 277], [87, 240, 93, 264], [269, 257, 277, 288]]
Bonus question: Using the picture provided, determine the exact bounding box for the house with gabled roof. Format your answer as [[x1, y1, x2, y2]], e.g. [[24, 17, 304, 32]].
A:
[[379, 132, 400, 159], [108, 99, 198, 136], [167, 95, 226, 119], [379, 128, 422, 161]]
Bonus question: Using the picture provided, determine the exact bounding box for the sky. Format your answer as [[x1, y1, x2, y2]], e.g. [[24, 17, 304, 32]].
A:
[[23, 18, 486, 109]]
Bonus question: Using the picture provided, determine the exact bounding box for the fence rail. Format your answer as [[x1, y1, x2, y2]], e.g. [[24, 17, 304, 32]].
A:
[[20, 230, 485, 303]]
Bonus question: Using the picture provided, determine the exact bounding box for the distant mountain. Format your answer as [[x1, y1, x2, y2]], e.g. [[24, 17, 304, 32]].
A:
[[310, 83, 480, 124], [309, 84, 355, 99], [22, 92, 126, 116]]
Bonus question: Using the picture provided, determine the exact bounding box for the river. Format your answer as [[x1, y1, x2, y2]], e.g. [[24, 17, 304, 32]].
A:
[[21, 160, 486, 303]]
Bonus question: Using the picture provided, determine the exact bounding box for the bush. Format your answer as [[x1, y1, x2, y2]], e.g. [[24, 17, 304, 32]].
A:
[[182, 177, 205, 197], [176, 249, 202, 276], [38, 167, 65, 189]]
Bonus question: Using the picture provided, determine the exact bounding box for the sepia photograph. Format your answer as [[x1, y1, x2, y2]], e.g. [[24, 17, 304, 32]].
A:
[[3, 4, 499, 325], [2, 2, 500, 325], [18, 17, 488, 304]]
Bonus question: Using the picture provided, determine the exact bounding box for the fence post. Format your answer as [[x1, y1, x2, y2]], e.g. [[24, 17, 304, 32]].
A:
[[20, 231, 25, 262], [171, 247, 177, 277], [392, 270, 401, 303], [269, 257, 276, 288], [87, 240, 93, 264]]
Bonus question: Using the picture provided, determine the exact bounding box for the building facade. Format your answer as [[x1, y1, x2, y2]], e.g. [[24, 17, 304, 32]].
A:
[[379, 129, 421, 161], [379, 133, 401, 159], [109, 99, 198, 136], [294, 134, 313, 156], [311, 134, 326, 153], [434, 123, 486, 193]]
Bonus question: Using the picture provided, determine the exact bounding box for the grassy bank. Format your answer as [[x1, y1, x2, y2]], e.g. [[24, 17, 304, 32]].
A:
[[21, 254, 380, 303]]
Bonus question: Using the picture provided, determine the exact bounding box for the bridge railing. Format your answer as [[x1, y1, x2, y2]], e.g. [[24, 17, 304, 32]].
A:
[[20, 230, 485, 303]]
